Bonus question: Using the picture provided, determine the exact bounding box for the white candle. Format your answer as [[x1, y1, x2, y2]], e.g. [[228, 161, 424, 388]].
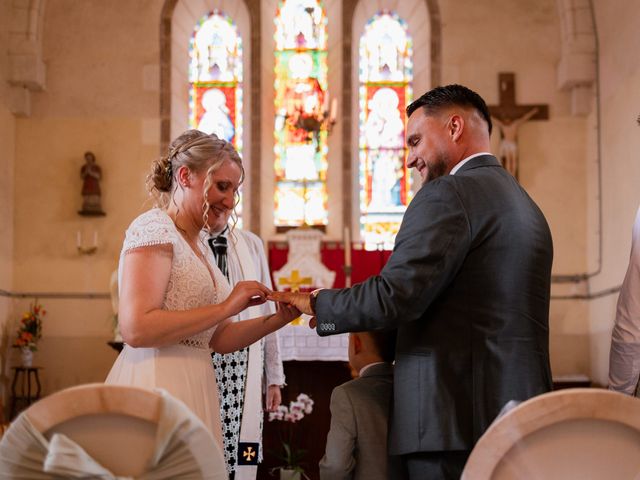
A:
[[76, 231, 81, 248], [344, 226, 351, 266], [330, 98, 338, 121]]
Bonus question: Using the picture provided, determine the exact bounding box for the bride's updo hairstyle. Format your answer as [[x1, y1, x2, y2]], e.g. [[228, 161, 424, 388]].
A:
[[148, 130, 244, 226]]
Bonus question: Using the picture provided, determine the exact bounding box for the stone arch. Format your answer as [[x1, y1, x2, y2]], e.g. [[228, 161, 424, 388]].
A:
[[556, 0, 597, 115], [8, 0, 47, 116]]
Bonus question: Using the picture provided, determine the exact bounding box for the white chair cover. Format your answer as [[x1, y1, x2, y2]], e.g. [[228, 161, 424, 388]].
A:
[[462, 388, 640, 479], [0, 387, 227, 479]]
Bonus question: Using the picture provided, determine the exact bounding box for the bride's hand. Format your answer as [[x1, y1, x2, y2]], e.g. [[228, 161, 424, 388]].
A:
[[268, 291, 313, 315], [223, 281, 271, 316], [273, 302, 301, 326]]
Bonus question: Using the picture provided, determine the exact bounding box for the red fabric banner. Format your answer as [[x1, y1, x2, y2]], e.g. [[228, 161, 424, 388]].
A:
[[268, 242, 393, 289]]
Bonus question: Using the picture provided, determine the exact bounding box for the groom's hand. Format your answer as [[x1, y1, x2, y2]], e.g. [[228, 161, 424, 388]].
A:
[[268, 291, 313, 315]]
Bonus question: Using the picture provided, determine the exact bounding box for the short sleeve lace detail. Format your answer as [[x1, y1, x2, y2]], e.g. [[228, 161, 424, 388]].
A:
[[122, 208, 178, 252], [119, 209, 232, 350]]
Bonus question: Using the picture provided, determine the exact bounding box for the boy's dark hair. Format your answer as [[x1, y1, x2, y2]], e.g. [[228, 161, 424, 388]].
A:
[[406, 84, 492, 135], [368, 330, 397, 363]]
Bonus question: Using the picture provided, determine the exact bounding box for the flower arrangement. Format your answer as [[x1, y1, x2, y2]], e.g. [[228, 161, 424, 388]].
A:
[[268, 393, 314, 479], [13, 301, 45, 352]]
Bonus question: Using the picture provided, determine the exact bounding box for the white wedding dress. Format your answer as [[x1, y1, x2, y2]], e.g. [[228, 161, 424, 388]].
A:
[[106, 208, 231, 448]]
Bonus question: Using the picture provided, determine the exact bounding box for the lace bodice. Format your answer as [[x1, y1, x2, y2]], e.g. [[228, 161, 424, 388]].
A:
[[120, 208, 232, 349]]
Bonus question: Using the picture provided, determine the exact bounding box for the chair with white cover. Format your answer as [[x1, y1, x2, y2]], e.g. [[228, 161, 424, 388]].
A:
[[462, 388, 640, 479], [0, 383, 227, 479]]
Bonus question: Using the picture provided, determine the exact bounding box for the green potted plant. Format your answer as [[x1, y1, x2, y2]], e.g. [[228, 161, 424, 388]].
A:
[[269, 393, 314, 480]]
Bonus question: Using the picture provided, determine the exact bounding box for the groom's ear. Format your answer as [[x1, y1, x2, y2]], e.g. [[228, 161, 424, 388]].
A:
[[448, 114, 464, 143]]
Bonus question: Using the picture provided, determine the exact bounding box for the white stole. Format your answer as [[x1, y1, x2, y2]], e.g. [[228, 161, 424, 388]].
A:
[[229, 231, 264, 480]]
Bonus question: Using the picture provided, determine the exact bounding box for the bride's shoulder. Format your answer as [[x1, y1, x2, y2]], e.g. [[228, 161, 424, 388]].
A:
[[129, 208, 172, 227], [124, 208, 177, 249]]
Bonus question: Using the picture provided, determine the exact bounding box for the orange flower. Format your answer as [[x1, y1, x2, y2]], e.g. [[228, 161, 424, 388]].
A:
[[13, 301, 44, 350]]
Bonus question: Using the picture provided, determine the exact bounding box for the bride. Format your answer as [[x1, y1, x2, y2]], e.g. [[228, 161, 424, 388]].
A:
[[105, 130, 299, 450]]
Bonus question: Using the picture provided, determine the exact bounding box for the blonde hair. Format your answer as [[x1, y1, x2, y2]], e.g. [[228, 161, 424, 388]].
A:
[[148, 130, 244, 231]]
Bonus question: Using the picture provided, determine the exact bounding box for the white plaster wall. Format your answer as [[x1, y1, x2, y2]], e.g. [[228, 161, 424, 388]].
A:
[[324, 0, 344, 240], [259, 0, 277, 239], [10, 0, 164, 396], [439, 0, 593, 381], [0, 0, 17, 413], [586, 0, 640, 386], [0, 102, 15, 413]]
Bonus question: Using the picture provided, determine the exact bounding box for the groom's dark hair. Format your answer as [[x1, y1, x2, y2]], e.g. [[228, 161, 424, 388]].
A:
[[407, 84, 492, 135]]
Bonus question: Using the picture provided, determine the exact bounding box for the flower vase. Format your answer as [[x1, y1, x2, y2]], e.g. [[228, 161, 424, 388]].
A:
[[279, 469, 301, 480], [20, 347, 33, 367]]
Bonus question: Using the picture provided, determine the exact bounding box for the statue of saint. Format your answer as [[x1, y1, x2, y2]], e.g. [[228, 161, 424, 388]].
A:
[[79, 151, 105, 216]]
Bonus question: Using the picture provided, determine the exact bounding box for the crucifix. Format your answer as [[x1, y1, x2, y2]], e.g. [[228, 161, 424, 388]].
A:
[[488, 73, 549, 180]]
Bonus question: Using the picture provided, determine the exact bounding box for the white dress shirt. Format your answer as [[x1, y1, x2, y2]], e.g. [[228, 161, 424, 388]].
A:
[[449, 152, 493, 176], [609, 206, 640, 395]]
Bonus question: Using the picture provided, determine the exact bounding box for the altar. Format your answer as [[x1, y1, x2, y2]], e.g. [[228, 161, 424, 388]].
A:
[[259, 232, 393, 479], [268, 237, 392, 361]]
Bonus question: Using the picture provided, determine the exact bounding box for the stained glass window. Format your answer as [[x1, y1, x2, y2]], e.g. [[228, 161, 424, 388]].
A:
[[359, 11, 413, 248], [274, 0, 329, 229], [189, 10, 243, 219]]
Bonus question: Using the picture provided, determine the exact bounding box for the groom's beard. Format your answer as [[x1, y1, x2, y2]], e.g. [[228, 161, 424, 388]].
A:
[[424, 153, 449, 185]]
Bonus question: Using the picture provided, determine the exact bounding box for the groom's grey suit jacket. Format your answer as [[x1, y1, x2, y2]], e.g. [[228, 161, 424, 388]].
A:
[[316, 155, 553, 454]]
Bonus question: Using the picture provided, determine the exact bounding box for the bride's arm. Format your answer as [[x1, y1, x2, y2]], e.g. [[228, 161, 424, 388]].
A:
[[119, 246, 269, 348], [209, 303, 300, 354]]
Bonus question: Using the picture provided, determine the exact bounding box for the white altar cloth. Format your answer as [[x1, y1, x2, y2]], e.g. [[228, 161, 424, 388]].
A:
[[278, 321, 349, 361]]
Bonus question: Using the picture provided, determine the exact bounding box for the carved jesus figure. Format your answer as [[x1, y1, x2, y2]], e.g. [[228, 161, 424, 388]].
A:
[[491, 107, 539, 178]]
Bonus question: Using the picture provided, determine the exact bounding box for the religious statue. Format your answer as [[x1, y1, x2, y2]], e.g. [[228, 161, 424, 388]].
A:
[[492, 107, 539, 178], [79, 151, 105, 216]]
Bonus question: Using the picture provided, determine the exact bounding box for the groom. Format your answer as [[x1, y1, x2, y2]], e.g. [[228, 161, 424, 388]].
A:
[[271, 84, 554, 479]]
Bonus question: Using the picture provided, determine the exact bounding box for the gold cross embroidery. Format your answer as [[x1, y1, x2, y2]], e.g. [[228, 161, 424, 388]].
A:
[[278, 270, 312, 326], [278, 270, 312, 293], [243, 446, 256, 461]]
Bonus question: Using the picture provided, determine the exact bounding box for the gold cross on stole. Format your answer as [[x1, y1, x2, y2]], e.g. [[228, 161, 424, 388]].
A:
[[242, 446, 256, 461]]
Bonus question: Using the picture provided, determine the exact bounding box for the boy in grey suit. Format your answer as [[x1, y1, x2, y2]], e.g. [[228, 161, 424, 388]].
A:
[[320, 331, 400, 480]]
